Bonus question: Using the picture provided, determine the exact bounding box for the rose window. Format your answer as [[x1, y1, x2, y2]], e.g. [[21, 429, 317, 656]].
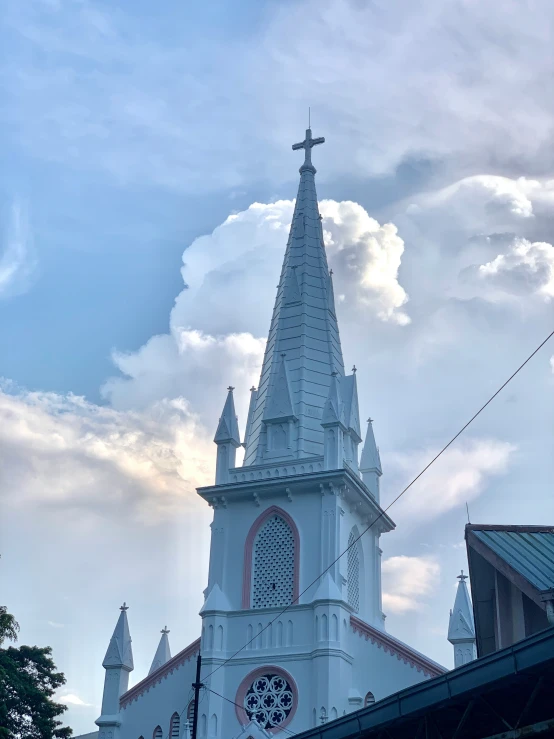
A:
[[243, 673, 294, 730]]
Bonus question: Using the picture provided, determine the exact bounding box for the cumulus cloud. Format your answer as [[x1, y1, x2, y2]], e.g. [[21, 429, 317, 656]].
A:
[[102, 199, 410, 420], [57, 693, 92, 708], [382, 555, 440, 614], [470, 238, 554, 302], [321, 200, 410, 325], [386, 438, 516, 523], [0, 200, 37, 299], [0, 385, 214, 522]]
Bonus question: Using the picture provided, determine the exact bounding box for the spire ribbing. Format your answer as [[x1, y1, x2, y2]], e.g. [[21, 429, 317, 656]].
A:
[[243, 130, 346, 466]]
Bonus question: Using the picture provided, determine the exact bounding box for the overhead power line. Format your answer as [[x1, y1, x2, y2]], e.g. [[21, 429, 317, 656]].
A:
[[200, 326, 554, 685]]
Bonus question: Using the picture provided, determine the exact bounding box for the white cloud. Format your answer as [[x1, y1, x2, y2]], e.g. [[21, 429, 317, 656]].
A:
[[7, 0, 554, 189], [57, 693, 92, 707], [382, 555, 440, 614], [0, 200, 37, 299], [0, 385, 214, 522], [47, 620, 65, 628], [472, 238, 554, 301], [102, 199, 410, 421], [387, 438, 516, 523], [321, 200, 410, 325]]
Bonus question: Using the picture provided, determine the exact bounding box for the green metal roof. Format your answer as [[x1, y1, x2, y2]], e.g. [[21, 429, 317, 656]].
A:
[[471, 526, 554, 592], [292, 626, 554, 739]]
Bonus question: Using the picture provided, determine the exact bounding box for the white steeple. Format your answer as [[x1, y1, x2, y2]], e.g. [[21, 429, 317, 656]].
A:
[[148, 627, 171, 675], [448, 571, 477, 667], [243, 128, 348, 466], [96, 603, 134, 733], [214, 386, 241, 484], [360, 419, 382, 501]]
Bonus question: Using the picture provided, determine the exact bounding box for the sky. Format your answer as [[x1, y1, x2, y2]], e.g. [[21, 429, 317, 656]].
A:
[[1, 0, 554, 734]]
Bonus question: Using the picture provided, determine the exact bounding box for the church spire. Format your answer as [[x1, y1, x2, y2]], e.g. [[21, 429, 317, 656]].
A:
[[360, 419, 382, 501], [102, 602, 134, 670], [148, 627, 172, 675], [448, 571, 477, 667], [243, 128, 347, 466], [214, 386, 241, 484], [97, 603, 133, 727]]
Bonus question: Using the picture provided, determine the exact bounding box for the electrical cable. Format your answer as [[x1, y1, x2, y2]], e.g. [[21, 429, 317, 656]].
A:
[[207, 687, 296, 737], [201, 326, 554, 684], [180, 327, 553, 737]]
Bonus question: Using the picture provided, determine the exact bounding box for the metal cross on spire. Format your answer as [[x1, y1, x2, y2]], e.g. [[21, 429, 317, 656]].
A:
[[292, 128, 325, 172], [458, 570, 468, 582]]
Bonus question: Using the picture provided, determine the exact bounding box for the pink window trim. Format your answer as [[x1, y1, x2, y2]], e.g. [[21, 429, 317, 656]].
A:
[[241, 505, 300, 609], [235, 665, 298, 735]]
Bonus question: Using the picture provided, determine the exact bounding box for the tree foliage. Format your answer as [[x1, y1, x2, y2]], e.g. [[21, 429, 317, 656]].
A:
[[0, 606, 72, 739]]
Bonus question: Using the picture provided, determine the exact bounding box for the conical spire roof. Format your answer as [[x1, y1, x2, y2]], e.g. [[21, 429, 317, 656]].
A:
[[448, 572, 476, 642], [103, 603, 134, 670], [360, 419, 382, 473], [148, 627, 171, 675], [243, 129, 346, 465], [214, 387, 241, 446]]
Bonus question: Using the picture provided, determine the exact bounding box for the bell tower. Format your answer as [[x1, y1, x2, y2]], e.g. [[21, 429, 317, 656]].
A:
[[196, 127, 395, 736]]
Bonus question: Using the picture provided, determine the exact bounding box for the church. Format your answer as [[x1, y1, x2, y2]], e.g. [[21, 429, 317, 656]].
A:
[[92, 129, 448, 739]]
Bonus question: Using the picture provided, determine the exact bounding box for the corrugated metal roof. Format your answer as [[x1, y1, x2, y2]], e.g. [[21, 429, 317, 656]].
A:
[[472, 528, 554, 592]]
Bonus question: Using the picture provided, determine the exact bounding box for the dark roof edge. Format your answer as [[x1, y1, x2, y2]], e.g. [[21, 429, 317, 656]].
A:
[[465, 523, 554, 534], [293, 626, 554, 739]]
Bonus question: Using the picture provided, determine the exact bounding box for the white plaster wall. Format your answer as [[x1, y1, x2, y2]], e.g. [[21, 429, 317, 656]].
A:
[[119, 658, 197, 739], [348, 626, 435, 704]]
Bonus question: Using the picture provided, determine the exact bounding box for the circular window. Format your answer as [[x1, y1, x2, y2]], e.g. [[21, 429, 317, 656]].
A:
[[236, 667, 297, 734]]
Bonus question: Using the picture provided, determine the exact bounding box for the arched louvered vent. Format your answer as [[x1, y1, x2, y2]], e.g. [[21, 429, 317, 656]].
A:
[[153, 728, 163, 739], [252, 515, 294, 608], [347, 530, 360, 613], [187, 701, 195, 722], [170, 712, 180, 738], [364, 691, 375, 707]]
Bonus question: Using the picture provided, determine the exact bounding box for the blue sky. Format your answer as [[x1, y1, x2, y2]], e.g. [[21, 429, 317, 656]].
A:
[[1, 0, 554, 734]]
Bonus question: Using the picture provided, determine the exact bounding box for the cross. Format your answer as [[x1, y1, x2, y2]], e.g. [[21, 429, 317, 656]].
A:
[[352, 365, 357, 373], [458, 570, 468, 582], [161, 626, 170, 634], [120, 602, 128, 611], [292, 128, 325, 170], [227, 386, 235, 392]]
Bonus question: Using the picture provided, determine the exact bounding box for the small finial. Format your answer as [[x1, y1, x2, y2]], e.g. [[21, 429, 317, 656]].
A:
[[250, 386, 256, 392], [227, 386, 235, 392], [120, 602, 128, 611], [331, 370, 338, 377], [352, 365, 357, 373], [367, 418, 374, 424], [458, 570, 468, 582], [329, 268, 334, 277], [161, 626, 170, 634], [281, 352, 286, 358]]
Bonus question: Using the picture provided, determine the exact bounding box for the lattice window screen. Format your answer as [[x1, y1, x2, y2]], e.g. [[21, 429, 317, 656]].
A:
[[153, 728, 163, 739], [347, 531, 360, 613], [252, 515, 295, 608]]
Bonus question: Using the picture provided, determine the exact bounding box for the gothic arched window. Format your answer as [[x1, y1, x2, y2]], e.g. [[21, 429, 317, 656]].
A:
[[153, 727, 162, 739], [347, 529, 360, 613], [170, 712, 180, 738], [252, 514, 295, 608]]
